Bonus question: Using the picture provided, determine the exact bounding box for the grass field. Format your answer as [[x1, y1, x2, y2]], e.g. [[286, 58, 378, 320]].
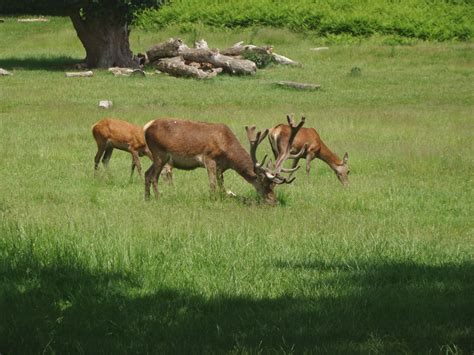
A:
[[0, 17, 473, 354]]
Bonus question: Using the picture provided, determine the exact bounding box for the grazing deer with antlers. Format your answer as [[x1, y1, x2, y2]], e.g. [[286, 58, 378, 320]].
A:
[[143, 116, 306, 205], [269, 115, 350, 185], [92, 118, 172, 180]]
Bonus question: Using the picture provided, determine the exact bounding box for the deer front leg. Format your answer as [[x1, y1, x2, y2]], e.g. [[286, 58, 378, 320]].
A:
[[305, 152, 315, 181], [217, 168, 225, 195], [130, 150, 142, 178], [204, 158, 219, 198]]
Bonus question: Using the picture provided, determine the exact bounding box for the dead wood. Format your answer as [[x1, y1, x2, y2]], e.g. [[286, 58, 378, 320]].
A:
[[221, 41, 273, 57], [276, 81, 320, 90], [65, 71, 93, 77], [146, 38, 299, 78], [146, 38, 189, 63], [272, 53, 300, 66], [0, 68, 12, 76], [156, 57, 222, 79], [310, 47, 329, 51], [194, 39, 209, 50], [17, 18, 49, 22], [108, 67, 146, 77], [180, 48, 257, 75]]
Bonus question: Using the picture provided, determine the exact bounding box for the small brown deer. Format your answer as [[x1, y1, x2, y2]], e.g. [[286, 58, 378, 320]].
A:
[[92, 118, 172, 179], [143, 116, 306, 205], [269, 116, 350, 185]]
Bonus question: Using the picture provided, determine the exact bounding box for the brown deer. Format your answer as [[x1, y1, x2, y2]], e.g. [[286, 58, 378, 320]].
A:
[[92, 118, 172, 179], [269, 115, 350, 185], [143, 116, 306, 205]]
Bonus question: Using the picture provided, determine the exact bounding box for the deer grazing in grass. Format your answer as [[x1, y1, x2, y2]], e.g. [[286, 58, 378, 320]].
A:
[[143, 116, 307, 205], [92, 118, 172, 180], [269, 115, 350, 185]]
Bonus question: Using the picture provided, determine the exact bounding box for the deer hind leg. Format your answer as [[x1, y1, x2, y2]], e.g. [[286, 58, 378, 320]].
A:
[[94, 142, 106, 171], [145, 154, 167, 200], [102, 146, 113, 168]]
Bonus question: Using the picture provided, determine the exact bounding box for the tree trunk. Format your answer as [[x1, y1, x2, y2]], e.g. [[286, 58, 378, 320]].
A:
[[70, 10, 136, 69]]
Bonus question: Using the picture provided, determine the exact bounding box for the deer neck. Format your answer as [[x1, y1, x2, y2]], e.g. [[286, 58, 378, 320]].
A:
[[226, 144, 258, 184], [233, 154, 258, 184], [317, 143, 342, 171]]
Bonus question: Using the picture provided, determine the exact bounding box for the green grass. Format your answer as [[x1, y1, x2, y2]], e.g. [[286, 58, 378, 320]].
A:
[[1, 17, 473, 354]]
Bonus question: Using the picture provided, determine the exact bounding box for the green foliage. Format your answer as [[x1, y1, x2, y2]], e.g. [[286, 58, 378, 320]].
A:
[[242, 50, 274, 68], [350, 66, 362, 76], [134, 0, 474, 41]]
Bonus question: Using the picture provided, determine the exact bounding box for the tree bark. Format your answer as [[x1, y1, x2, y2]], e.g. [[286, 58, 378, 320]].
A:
[[180, 48, 257, 75], [276, 81, 320, 90], [221, 41, 273, 57], [156, 57, 222, 79], [146, 39, 257, 75], [146, 38, 189, 63], [69, 10, 137, 69]]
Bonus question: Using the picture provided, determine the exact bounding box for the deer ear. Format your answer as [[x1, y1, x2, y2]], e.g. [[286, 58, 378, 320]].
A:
[[343, 152, 349, 164]]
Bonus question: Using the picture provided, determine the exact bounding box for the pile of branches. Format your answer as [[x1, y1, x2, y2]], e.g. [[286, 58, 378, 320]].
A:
[[144, 38, 299, 79]]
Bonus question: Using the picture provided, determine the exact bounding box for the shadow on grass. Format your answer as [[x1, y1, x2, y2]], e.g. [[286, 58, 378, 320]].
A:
[[0, 254, 472, 353], [0, 56, 81, 71]]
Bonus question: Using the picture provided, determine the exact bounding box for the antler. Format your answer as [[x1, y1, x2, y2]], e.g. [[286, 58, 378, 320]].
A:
[[245, 125, 269, 168], [273, 115, 306, 176], [245, 116, 306, 185]]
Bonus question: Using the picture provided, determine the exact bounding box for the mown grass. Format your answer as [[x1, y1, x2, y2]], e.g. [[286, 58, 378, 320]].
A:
[[135, 0, 474, 41], [0, 17, 473, 354]]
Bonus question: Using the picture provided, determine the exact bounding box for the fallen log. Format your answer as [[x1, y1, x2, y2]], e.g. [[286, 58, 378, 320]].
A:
[[146, 38, 188, 63], [275, 81, 320, 91], [221, 41, 275, 68], [310, 47, 329, 51], [194, 39, 209, 50], [221, 41, 273, 57], [65, 71, 93, 77], [272, 53, 300, 66], [156, 57, 222, 79], [17, 18, 49, 22], [0, 68, 12, 76], [180, 48, 256, 75], [108, 67, 146, 77]]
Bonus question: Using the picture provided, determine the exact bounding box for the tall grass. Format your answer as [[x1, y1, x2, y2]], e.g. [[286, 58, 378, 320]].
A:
[[0, 17, 473, 353], [135, 0, 474, 41]]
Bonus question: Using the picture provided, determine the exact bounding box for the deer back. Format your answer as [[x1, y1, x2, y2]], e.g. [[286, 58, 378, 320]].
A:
[[270, 124, 322, 156], [92, 118, 147, 151], [144, 118, 253, 171]]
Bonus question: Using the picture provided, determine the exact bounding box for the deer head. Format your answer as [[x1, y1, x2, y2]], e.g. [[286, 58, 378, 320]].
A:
[[335, 152, 350, 185], [245, 116, 306, 205]]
